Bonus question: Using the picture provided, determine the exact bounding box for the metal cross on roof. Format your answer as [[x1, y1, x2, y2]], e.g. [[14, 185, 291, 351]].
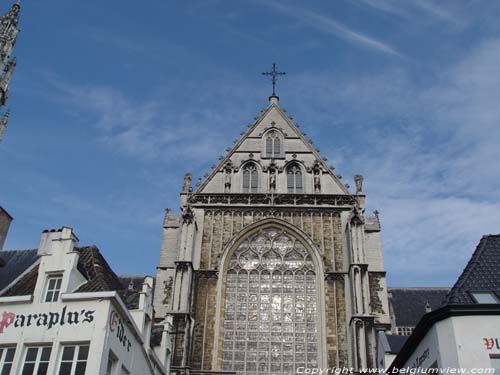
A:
[[262, 63, 286, 97]]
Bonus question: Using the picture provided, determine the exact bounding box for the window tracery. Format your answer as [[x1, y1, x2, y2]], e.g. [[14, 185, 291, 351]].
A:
[[265, 131, 281, 158], [222, 227, 318, 375], [242, 163, 258, 193], [287, 163, 303, 193]]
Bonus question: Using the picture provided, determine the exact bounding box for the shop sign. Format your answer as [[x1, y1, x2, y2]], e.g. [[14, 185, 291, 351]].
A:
[[0, 307, 95, 334], [109, 310, 132, 352], [483, 338, 500, 350]]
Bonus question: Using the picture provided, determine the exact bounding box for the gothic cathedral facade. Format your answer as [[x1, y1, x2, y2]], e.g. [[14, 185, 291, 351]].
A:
[[154, 95, 391, 374]]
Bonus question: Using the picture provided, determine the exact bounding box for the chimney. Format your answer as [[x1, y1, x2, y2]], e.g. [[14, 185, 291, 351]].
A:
[[0, 206, 13, 250], [38, 226, 79, 256]]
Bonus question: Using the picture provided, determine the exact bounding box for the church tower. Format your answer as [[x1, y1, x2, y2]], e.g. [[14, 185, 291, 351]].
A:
[[0, 2, 20, 143], [154, 71, 391, 374]]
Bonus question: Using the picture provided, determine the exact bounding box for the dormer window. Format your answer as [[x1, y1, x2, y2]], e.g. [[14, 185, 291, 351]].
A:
[[265, 131, 281, 158], [242, 163, 258, 193], [45, 275, 63, 302], [470, 292, 499, 304], [287, 163, 303, 193]]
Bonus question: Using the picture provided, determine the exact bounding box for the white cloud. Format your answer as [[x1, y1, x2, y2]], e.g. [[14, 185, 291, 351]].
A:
[[263, 1, 401, 57], [358, 0, 466, 29], [44, 77, 263, 164]]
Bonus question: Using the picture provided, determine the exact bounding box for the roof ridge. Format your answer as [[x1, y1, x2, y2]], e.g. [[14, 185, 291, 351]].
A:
[[387, 286, 451, 291], [1, 248, 38, 252]]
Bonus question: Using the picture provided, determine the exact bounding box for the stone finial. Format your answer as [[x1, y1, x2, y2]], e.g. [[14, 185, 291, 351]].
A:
[[182, 173, 192, 193], [354, 174, 363, 193]]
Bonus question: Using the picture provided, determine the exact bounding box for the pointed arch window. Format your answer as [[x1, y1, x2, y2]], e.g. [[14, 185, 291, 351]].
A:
[[287, 163, 303, 193], [221, 227, 319, 374], [242, 163, 258, 193], [265, 131, 281, 158]]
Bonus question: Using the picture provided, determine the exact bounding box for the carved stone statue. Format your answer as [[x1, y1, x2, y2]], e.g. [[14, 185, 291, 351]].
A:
[[354, 174, 363, 194], [269, 170, 276, 192], [314, 171, 321, 193], [224, 169, 232, 193], [182, 173, 192, 193]]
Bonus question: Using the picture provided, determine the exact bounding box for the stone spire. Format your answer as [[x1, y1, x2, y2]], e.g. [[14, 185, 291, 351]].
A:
[[0, 108, 10, 142], [0, 2, 21, 142]]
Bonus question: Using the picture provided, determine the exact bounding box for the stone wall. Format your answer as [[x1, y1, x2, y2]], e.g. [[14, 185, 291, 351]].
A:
[[190, 272, 218, 370], [325, 276, 349, 368], [199, 209, 343, 272]]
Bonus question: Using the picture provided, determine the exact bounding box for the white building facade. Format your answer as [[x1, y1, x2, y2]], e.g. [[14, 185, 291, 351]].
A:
[[0, 227, 171, 375], [389, 235, 500, 373], [389, 305, 500, 372]]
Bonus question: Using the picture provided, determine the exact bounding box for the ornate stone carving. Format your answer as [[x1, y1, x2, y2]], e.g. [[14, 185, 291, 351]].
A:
[[354, 174, 364, 193], [181, 205, 194, 224], [188, 193, 356, 207], [224, 161, 233, 193]]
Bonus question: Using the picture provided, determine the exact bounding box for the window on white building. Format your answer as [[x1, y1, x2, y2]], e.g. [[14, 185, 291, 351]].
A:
[[58, 344, 89, 375], [0, 346, 16, 375], [471, 292, 499, 304], [22, 346, 52, 375], [490, 355, 500, 374], [45, 276, 63, 303], [106, 351, 118, 375]]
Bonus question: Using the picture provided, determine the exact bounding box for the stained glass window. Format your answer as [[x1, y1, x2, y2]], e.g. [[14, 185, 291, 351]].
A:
[[222, 228, 318, 375]]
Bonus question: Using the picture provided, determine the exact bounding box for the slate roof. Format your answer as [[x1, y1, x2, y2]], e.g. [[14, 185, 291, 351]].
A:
[[0, 246, 145, 310], [443, 234, 500, 305], [0, 249, 39, 291], [385, 334, 408, 354], [117, 275, 152, 310], [389, 287, 449, 327]]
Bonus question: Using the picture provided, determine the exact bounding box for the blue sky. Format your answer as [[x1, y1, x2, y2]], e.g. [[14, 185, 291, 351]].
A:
[[1, 0, 500, 286]]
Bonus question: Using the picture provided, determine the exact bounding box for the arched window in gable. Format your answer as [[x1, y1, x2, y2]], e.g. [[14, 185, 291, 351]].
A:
[[242, 163, 258, 193], [265, 131, 281, 158], [287, 163, 303, 193]]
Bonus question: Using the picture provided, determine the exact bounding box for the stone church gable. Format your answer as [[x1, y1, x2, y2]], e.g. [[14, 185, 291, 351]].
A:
[[197, 99, 348, 196], [154, 95, 391, 374]]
